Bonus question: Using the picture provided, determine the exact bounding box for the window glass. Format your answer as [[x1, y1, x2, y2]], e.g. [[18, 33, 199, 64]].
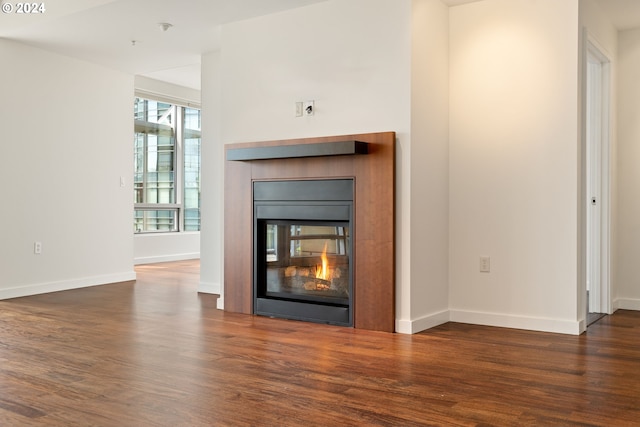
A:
[[183, 107, 201, 231], [133, 98, 200, 233]]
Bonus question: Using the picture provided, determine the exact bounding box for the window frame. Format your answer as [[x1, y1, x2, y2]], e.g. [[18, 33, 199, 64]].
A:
[[134, 94, 201, 234]]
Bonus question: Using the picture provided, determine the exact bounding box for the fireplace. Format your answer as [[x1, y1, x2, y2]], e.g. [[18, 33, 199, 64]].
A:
[[253, 179, 353, 326], [224, 132, 395, 332]]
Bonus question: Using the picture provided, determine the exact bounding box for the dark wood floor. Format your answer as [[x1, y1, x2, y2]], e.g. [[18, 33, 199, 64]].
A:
[[1, 260, 639, 426]]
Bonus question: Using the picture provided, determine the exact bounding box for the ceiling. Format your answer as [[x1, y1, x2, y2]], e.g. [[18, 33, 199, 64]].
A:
[[2, 0, 640, 91], [593, 0, 640, 31], [0, 0, 328, 89], [443, 0, 640, 31]]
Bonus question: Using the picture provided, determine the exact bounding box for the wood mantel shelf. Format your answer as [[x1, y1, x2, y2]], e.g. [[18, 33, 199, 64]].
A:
[[224, 132, 395, 332], [226, 140, 368, 161]]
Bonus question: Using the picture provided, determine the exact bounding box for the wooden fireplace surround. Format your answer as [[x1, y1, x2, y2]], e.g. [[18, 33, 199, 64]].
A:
[[224, 131, 395, 332]]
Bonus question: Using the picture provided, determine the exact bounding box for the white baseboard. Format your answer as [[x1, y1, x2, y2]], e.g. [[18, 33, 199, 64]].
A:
[[0, 271, 137, 300], [198, 281, 220, 295], [134, 253, 200, 265], [216, 296, 224, 310], [395, 310, 450, 334], [449, 309, 581, 335], [614, 298, 640, 311]]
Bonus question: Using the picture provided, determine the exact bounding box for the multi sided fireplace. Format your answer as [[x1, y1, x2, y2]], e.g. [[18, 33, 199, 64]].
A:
[[224, 132, 395, 332], [253, 179, 353, 326]]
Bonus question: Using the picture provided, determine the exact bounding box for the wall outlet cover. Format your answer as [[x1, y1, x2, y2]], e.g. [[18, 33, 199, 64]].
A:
[[303, 100, 314, 116]]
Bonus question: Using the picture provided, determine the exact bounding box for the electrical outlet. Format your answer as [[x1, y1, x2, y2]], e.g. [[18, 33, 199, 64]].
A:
[[303, 100, 314, 116], [479, 256, 490, 273], [34, 241, 42, 255]]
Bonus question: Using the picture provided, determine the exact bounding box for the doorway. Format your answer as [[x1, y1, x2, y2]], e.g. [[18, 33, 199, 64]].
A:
[[585, 39, 611, 325]]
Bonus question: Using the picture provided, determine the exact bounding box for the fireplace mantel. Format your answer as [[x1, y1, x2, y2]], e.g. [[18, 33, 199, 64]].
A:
[[224, 132, 395, 332], [226, 140, 368, 161]]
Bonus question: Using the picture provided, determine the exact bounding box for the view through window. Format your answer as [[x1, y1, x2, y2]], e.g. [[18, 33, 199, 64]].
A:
[[134, 97, 201, 233]]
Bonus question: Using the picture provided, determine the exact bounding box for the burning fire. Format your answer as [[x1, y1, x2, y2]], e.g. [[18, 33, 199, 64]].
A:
[[315, 242, 329, 281]]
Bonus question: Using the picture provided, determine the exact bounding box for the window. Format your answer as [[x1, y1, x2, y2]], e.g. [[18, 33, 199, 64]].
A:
[[134, 97, 201, 233], [183, 106, 202, 231]]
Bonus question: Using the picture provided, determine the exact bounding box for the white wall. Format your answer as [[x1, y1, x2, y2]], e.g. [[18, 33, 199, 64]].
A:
[[134, 75, 201, 107], [0, 39, 135, 299], [199, 51, 224, 298], [202, 0, 622, 334], [616, 28, 640, 310], [449, 0, 581, 333], [403, 0, 450, 333], [218, 0, 412, 144], [133, 232, 200, 265], [202, 0, 424, 327]]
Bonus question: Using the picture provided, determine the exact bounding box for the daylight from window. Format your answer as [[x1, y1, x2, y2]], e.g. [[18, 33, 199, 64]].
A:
[[134, 97, 201, 233]]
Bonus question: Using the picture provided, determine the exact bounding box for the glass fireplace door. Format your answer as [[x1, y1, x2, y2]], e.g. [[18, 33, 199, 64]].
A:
[[263, 221, 350, 305], [253, 179, 354, 326]]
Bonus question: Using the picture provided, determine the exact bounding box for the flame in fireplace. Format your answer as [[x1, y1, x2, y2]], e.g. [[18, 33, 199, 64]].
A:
[[316, 242, 329, 280]]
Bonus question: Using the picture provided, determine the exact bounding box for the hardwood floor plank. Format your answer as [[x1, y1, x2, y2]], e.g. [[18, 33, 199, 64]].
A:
[[1, 260, 640, 426]]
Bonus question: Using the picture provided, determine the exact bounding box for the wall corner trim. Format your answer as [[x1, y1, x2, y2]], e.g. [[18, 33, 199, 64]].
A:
[[396, 310, 450, 334]]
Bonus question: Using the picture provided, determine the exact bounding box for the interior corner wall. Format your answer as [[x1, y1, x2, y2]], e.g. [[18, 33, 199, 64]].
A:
[[0, 39, 135, 299], [199, 50, 224, 297], [404, 0, 450, 333], [578, 0, 619, 320], [448, 0, 581, 334], [215, 0, 413, 327], [616, 28, 640, 311]]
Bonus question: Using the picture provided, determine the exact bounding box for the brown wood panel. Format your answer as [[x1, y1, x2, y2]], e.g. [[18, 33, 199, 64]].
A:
[[1, 261, 639, 426], [224, 132, 395, 332], [223, 147, 253, 314], [353, 132, 395, 332]]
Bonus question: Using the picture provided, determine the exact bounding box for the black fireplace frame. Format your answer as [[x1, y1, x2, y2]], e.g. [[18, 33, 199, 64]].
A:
[[253, 179, 354, 326]]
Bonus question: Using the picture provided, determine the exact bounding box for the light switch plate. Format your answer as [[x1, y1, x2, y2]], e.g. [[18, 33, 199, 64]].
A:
[[480, 256, 490, 273]]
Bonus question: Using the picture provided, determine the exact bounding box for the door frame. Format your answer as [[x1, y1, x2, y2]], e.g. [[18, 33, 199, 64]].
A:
[[582, 32, 612, 326]]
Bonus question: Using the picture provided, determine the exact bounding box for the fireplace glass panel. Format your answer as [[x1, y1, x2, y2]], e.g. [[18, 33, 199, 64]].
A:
[[262, 220, 350, 305]]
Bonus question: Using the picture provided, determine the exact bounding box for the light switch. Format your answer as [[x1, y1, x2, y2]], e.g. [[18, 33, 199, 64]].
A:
[[480, 256, 490, 273]]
